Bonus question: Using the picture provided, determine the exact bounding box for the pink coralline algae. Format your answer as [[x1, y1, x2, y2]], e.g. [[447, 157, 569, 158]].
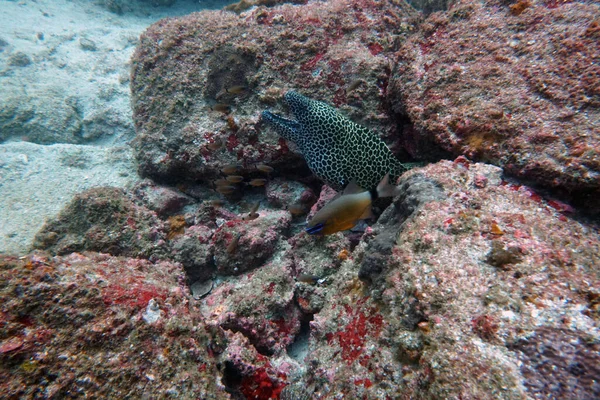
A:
[[0, 252, 225, 398], [389, 0, 600, 211]]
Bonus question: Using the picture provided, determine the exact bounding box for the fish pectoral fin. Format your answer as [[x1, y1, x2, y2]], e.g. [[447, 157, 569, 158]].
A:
[[305, 223, 325, 235]]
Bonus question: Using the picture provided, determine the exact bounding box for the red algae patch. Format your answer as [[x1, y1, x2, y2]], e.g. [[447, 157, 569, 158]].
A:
[[0, 252, 224, 398]]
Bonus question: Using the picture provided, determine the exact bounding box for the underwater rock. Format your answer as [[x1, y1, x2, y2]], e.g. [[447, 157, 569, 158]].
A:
[[130, 0, 419, 183], [133, 179, 193, 216], [293, 159, 599, 399], [509, 326, 600, 399], [201, 257, 300, 355], [0, 252, 225, 398], [170, 224, 215, 283], [389, 0, 600, 213], [212, 210, 291, 275], [358, 172, 445, 285], [32, 187, 168, 259], [265, 178, 316, 211]]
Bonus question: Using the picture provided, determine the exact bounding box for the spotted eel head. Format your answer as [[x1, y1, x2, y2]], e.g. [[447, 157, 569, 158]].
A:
[[284, 91, 313, 125]]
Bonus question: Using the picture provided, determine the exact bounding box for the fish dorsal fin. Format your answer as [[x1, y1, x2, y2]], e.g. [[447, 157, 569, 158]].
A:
[[343, 181, 364, 195]]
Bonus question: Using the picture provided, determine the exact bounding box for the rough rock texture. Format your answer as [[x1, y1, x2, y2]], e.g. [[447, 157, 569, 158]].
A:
[[212, 210, 291, 275], [509, 326, 600, 399], [389, 0, 600, 210], [130, 0, 420, 183], [32, 187, 169, 259], [298, 159, 599, 399], [0, 252, 227, 399], [4, 158, 600, 399]]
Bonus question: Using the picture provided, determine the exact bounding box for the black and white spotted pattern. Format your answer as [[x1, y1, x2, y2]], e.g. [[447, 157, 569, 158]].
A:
[[262, 91, 411, 190]]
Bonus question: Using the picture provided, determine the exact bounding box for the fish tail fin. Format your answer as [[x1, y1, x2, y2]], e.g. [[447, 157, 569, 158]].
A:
[[376, 173, 401, 198]]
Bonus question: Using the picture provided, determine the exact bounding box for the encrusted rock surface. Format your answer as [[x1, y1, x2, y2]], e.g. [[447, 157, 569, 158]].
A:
[[4, 159, 600, 399], [0, 252, 226, 399], [299, 159, 599, 399], [389, 0, 600, 209], [32, 187, 168, 259], [130, 0, 420, 183]]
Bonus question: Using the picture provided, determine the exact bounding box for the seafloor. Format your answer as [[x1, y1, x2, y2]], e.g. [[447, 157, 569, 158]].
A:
[[0, 0, 598, 399]]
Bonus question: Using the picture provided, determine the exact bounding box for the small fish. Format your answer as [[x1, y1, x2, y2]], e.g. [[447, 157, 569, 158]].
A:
[[222, 164, 241, 175], [214, 179, 231, 187], [248, 178, 267, 187], [287, 204, 306, 216], [216, 85, 249, 99], [226, 175, 244, 183], [209, 199, 225, 208], [210, 103, 231, 114], [216, 185, 237, 195], [346, 79, 363, 92], [256, 164, 274, 173], [242, 202, 260, 221], [227, 232, 242, 254], [306, 174, 400, 235], [226, 85, 248, 94], [296, 274, 320, 285], [207, 138, 223, 151]]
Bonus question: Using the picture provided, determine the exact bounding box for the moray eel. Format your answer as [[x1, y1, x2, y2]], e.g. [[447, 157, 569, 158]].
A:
[[306, 174, 400, 235], [262, 91, 413, 190]]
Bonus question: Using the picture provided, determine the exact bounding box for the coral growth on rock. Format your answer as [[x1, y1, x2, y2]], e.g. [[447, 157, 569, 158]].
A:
[[4, 0, 600, 398], [389, 0, 600, 210], [0, 252, 226, 398], [130, 0, 419, 183]]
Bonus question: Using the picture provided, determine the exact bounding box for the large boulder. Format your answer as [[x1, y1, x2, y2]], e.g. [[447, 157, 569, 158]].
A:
[[389, 0, 600, 210], [0, 252, 226, 398], [130, 0, 420, 184], [300, 159, 600, 399]]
